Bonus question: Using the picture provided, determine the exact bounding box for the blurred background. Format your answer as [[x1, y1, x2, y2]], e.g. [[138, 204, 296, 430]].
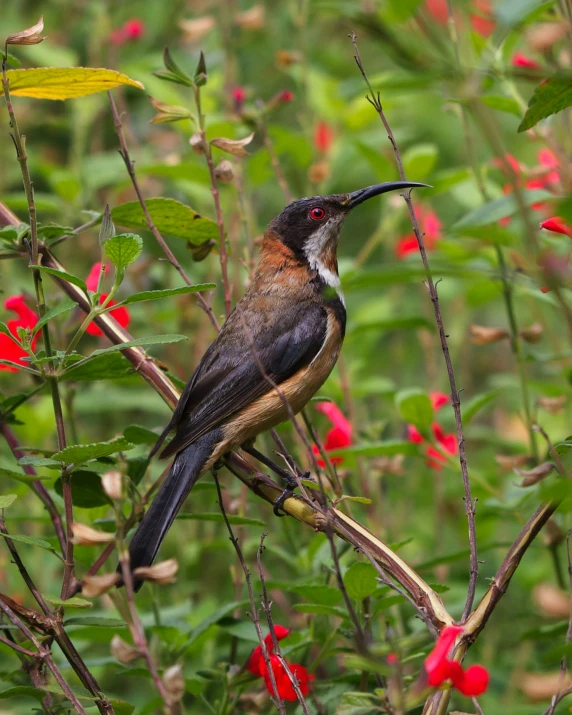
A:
[[1, 0, 572, 712]]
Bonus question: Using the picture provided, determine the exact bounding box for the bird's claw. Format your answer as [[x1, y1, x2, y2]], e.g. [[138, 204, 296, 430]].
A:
[[273, 487, 294, 517]]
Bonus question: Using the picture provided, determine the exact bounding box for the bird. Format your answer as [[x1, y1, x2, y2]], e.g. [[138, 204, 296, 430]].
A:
[[126, 181, 427, 587]]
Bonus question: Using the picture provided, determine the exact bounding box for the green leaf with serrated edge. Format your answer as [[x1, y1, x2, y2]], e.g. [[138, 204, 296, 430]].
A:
[[395, 388, 433, 433], [176, 512, 266, 526], [35, 265, 88, 293], [85, 334, 188, 360], [120, 284, 216, 305], [343, 562, 378, 601], [37, 223, 73, 240], [111, 198, 218, 244], [52, 437, 134, 463], [453, 189, 553, 229], [0, 533, 63, 559], [336, 495, 372, 505], [124, 425, 158, 445], [293, 603, 348, 617], [31, 299, 78, 338], [61, 352, 134, 381], [328, 440, 419, 458], [55, 471, 111, 508], [104, 233, 143, 271], [518, 74, 572, 132], [0, 223, 28, 241], [45, 595, 93, 608], [0, 687, 45, 702], [0, 467, 49, 485], [0, 495, 17, 508], [65, 616, 126, 627]]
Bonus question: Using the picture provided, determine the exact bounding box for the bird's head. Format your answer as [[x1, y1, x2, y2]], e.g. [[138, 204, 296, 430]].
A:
[[267, 181, 429, 271]]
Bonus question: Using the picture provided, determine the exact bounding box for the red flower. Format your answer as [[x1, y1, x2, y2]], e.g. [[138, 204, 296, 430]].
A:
[[396, 207, 442, 258], [471, 0, 495, 37], [85, 263, 130, 337], [0, 296, 39, 372], [111, 18, 145, 45], [541, 216, 572, 237], [262, 655, 313, 701], [311, 402, 352, 468], [425, 0, 449, 24], [511, 52, 541, 69], [247, 625, 289, 676], [231, 86, 246, 108], [278, 90, 294, 102], [314, 121, 334, 154], [406, 393, 456, 469], [425, 626, 489, 697]]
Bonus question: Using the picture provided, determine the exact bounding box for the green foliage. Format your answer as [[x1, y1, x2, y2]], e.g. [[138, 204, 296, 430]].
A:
[[518, 73, 572, 131]]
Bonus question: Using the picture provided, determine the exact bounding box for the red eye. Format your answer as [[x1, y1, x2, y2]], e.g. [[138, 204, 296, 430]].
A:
[[309, 207, 325, 221]]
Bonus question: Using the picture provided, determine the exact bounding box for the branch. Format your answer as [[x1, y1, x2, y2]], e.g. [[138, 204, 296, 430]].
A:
[[349, 31, 478, 621]]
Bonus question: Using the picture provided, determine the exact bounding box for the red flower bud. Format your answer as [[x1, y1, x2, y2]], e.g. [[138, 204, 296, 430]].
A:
[[540, 216, 572, 237], [511, 52, 541, 69]]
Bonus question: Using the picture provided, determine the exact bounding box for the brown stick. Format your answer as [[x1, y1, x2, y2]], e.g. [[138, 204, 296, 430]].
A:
[[349, 32, 478, 621]]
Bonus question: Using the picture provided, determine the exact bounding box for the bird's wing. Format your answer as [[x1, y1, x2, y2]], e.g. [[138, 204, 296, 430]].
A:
[[157, 301, 328, 459]]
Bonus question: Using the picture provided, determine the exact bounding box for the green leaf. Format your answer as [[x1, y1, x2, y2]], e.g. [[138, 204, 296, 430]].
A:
[[395, 388, 433, 433], [55, 470, 111, 508], [293, 603, 347, 617], [61, 352, 134, 381], [155, 47, 195, 87], [186, 600, 251, 644], [335, 691, 378, 715], [5, 67, 144, 99], [329, 440, 419, 458], [402, 143, 438, 181], [336, 495, 373, 505], [0, 533, 63, 559], [18, 456, 61, 468], [37, 222, 73, 240], [177, 512, 266, 526], [35, 266, 88, 293], [0, 686, 45, 702], [87, 334, 188, 359], [351, 316, 434, 334], [104, 233, 143, 271], [343, 562, 378, 601], [519, 74, 572, 132], [481, 95, 522, 117], [111, 198, 218, 245], [124, 425, 159, 445], [121, 284, 216, 305], [45, 595, 93, 608], [292, 585, 343, 606], [31, 299, 78, 338], [52, 437, 134, 463], [0, 467, 49, 485], [0, 222, 28, 242], [0, 494, 17, 509], [453, 189, 554, 229], [462, 390, 500, 424], [65, 616, 126, 627]]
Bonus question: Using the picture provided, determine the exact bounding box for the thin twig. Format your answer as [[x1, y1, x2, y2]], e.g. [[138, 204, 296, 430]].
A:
[[107, 91, 220, 332], [213, 474, 287, 715], [350, 32, 478, 621]]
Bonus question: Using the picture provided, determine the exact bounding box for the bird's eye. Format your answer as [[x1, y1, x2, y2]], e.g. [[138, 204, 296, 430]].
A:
[[309, 207, 325, 221]]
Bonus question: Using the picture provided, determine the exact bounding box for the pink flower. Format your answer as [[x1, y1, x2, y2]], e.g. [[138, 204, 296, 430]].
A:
[[0, 296, 39, 372], [314, 121, 334, 154], [512, 52, 541, 69], [425, 626, 489, 697], [231, 86, 246, 109], [110, 18, 145, 46], [85, 263, 130, 336], [311, 402, 352, 468], [406, 393, 456, 469]]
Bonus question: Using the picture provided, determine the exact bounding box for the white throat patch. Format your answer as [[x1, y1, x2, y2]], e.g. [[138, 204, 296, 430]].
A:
[[303, 217, 345, 306]]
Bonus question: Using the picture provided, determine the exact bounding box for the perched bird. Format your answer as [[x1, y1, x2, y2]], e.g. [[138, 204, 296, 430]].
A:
[[126, 181, 426, 585]]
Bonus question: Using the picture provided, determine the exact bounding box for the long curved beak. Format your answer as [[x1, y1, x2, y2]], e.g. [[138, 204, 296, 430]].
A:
[[348, 181, 431, 209]]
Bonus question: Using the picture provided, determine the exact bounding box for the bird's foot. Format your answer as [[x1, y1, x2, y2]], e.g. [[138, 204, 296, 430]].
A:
[[272, 471, 311, 516]]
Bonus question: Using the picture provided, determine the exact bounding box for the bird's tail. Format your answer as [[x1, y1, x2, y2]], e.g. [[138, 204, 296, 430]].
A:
[[125, 429, 220, 591]]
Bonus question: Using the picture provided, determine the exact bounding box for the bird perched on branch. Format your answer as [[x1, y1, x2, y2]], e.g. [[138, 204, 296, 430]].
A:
[[126, 181, 427, 587]]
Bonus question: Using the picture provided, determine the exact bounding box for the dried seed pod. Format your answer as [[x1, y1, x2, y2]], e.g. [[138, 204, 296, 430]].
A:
[[189, 132, 205, 155], [111, 635, 141, 664], [210, 132, 254, 156], [536, 395, 566, 414], [214, 159, 235, 184], [82, 572, 120, 597], [72, 522, 115, 545], [514, 461, 555, 487], [179, 16, 216, 42], [532, 582, 569, 618], [133, 558, 178, 585], [519, 322, 543, 344], [162, 664, 186, 703], [235, 4, 265, 29], [7, 16, 45, 46], [308, 161, 330, 184], [527, 22, 569, 52], [102, 470, 123, 500], [469, 325, 509, 345]]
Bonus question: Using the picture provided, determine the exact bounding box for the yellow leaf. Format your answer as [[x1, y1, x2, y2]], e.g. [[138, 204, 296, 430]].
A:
[[5, 67, 144, 100]]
